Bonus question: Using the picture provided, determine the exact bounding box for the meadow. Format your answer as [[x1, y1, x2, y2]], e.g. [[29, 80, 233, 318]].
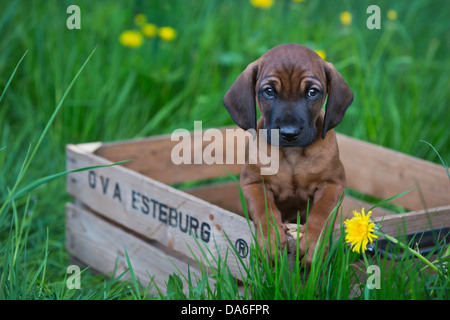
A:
[[0, 0, 449, 300]]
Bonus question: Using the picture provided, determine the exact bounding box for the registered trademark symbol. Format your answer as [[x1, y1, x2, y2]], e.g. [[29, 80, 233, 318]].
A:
[[235, 238, 249, 258]]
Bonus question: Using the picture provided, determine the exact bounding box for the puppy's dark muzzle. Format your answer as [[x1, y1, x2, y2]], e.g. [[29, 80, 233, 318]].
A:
[[267, 123, 316, 147], [280, 126, 300, 142]]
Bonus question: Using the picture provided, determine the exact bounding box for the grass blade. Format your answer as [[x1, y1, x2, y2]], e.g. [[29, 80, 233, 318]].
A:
[[0, 51, 27, 104], [368, 188, 415, 212], [420, 140, 450, 182], [124, 248, 142, 299]]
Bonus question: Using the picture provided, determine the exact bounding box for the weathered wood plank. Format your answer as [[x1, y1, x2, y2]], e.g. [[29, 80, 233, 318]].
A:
[[66, 143, 253, 281], [337, 134, 450, 211], [185, 181, 244, 216], [94, 129, 244, 185], [65, 203, 211, 293], [372, 205, 450, 237], [334, 205, 450, 238]]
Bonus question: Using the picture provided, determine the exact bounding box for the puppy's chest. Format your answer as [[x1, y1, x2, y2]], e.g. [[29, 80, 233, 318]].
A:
[[269, 155, 324, 203]]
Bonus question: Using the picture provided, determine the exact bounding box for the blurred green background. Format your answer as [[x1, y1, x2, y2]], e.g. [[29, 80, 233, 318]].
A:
[[0, 0, 449, 298]]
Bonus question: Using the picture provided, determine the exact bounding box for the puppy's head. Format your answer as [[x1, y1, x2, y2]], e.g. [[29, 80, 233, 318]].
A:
[[223, 43, 353, 147]]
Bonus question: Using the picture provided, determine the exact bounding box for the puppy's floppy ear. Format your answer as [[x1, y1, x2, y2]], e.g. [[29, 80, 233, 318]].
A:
[[322, 62, 353, 139], [223, 61, 259, 131]]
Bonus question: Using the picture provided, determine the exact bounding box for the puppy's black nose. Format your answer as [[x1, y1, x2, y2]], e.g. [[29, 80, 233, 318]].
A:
[[279, 126, 300, 142]]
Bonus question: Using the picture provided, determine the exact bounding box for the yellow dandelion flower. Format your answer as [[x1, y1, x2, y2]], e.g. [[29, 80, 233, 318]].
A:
[[119, 30, 143, 48], [158, 26, 177, 41], [134, 13, 147, 26], [340, 11, 352, 26], [344, 208, 378, 254], [387, 9, 398, 21], [250, 0, 274, 9], [142, 23, 158, 38], [315, 50, 326, 60]]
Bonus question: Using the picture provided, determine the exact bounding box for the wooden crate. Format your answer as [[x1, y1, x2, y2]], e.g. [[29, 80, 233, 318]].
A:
[[65, 128, 450, 291]]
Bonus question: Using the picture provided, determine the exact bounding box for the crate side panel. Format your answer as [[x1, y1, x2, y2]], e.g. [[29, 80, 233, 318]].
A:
[[337, 134, 450, 211], [66, 144, 253, 280], [65, 203, 211, 293]]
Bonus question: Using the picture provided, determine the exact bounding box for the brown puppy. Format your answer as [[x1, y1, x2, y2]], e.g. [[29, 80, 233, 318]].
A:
[[223, 43, 353, 267]]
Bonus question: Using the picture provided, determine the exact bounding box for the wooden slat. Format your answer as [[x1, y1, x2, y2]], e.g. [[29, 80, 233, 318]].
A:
[[334, 205, 450, 238], [185, 182, 244, 216], [94, 130, 245, 185], [372, 205, 450, 237], [337, 134, 450, 211], [66, 143, 253, 281], [66, 203, 211, 293]]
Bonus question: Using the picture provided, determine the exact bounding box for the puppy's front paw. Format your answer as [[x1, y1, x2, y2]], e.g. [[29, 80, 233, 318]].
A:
[[298, 224, 328, 268], [256, 222, 287, 261]]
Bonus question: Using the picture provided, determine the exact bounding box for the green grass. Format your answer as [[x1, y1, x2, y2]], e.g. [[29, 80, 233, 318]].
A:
[[0, 0, 449, 300], [157, 194, 450, 300]]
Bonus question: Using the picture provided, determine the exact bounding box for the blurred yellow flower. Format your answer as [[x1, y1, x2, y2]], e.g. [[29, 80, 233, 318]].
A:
[[134, 14, 147, 26], [340, 11, 352, 26], [315, 50, 326, 60], [159, 26, 177, 41], [387, 9, 398, 21], [142, 23, 158, 37], [250, 0, 273, 9], [119, 30, 143, 48], [292, 0, 304, 2], [344, 208, 378, 254]]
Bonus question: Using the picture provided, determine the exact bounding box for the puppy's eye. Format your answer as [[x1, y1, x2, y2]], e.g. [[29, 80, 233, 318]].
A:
[[263, 87, 276, 98], [307, 88, 320, 98]]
